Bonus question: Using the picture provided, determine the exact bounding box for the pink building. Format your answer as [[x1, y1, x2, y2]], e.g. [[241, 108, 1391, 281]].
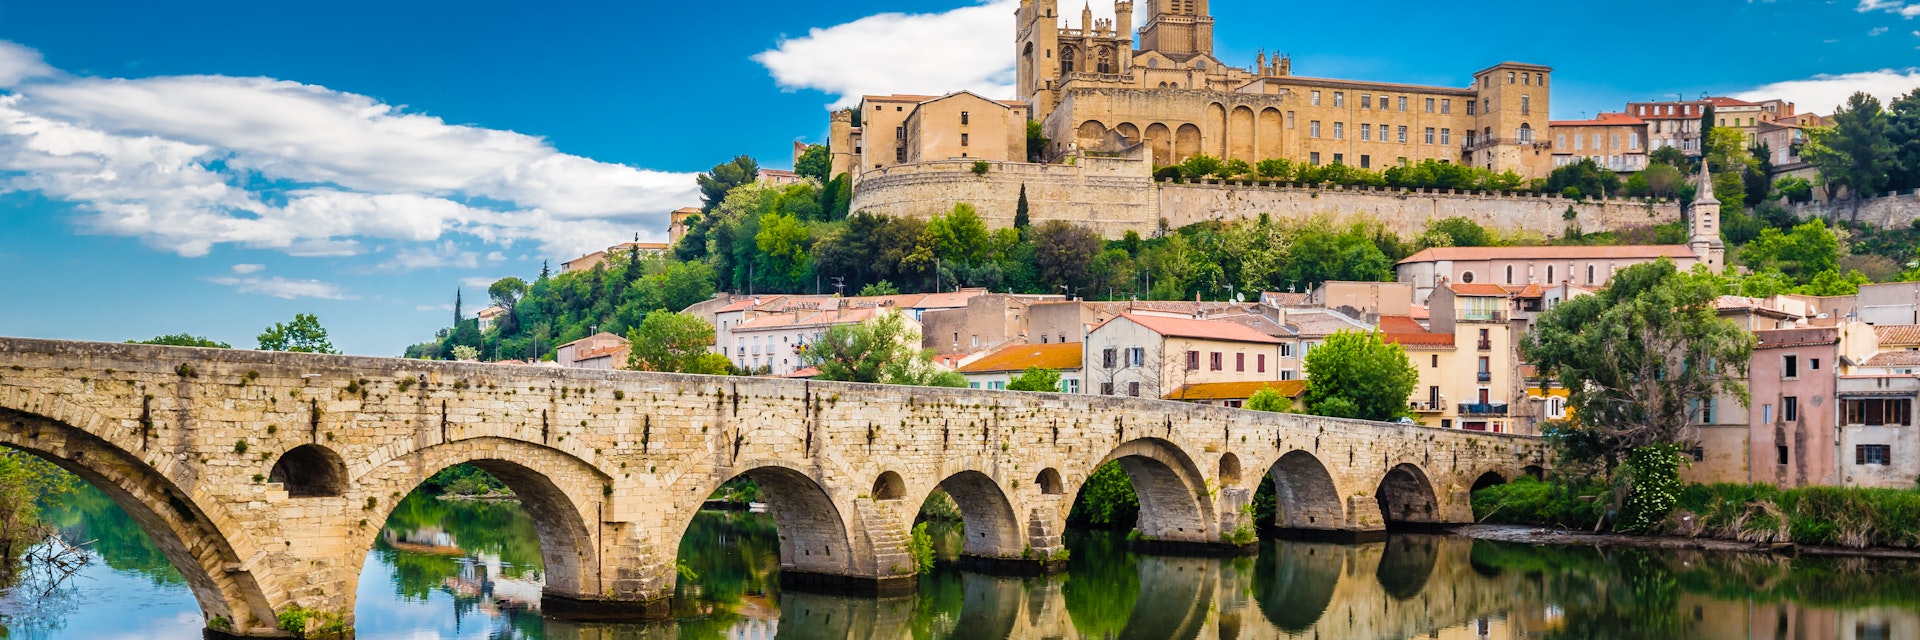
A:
[[1742, 326, 1879, 487]]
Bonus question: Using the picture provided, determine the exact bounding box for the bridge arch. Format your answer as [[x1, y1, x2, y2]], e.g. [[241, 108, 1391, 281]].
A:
[[871, 470, 907, 501], [925, 470, 1023, 560], [1096, 437, 1216, 542], [268, 444, 347, 498], [1375, 462, 1441, 525], [0, 405, 276, 633], [1470, 470, 1507, 493], [669, 459, 861, 582], [1266, 450, 1346, 531], [352, 437, 609, 605]]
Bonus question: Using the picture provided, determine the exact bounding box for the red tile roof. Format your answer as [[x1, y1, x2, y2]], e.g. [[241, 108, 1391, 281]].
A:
[[1754, 328, 1839, 349], [1102, 313, 1286, 344], [1450, 283, 1513, 297], [1376, 316, 1428, 334], [1398, 245, 1697, 265], [1166, 380, 1306, 402], [1875, 325, 1920, 346], [1704, 96, 1758, 107], [1865, 351, 1920, 367], [959, 342, 1084, 373]]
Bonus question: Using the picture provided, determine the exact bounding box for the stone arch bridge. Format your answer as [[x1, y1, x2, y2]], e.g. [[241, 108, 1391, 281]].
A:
[[0, 338, 1546, 637]]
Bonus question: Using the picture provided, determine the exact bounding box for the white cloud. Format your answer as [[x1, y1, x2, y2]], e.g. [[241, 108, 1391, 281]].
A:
[[366, 240, 480, 273], [0, 41, 54, 87], [1858, 0, 1920, 17], [461, 276, 507, 288], [415, 303, 454, 312], [206, 275, 355, 300], [754, 1, 1019, 109], [1873, 27, 1892, 35], [0, 44, 700, 262], [230, 263, 265, 274], [1732, 68, 1920, 114]]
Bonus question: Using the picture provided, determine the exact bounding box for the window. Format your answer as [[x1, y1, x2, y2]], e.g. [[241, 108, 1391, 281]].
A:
[[960, 133, 969, 147], [1362, 95, 1373, 109], [1521, 95, 1531, 115], [1281, 369, 1296, 380], [1333, 122, 1344, 139], [1424, 98, 1435, 113], [1101, 382, 1114, 395], [1858, 445, 1893, 466], [1360, 155, 1370, 169], [1587, 265, 1596, 284], [1777, 445, 1790, 465], [1442, 99, 1452, 114], [1466, 100, 1476, 116], [1287, 111, 1296, 129], [1432, 354, 1439, 367], [988, 381, 1005, 390], [1700, 398, 1716, 424], [1507, 71, 1515, 84], [1461, 271, 1475, 283], [1547, 397, 1566, 419], [1505, 265, 1514, 284], [1128, 382, 1141, 397], [1763, 403, 1774, 424], [1210, 352, 1223, 371], [1547, 265, 1555, 283], [1397, 126, 1408, 143], [1573, 134, 1583, 151], [1811, 359, 1821, 370], [960, 111, 969, 125], [1361, 124, 1372, 141], [969, 382, 981, 389], [1517, 124, 1534, 143], [1784, 396, 1799, 422], [1310, 152, 1321, 165], [1630, 133, 1641, 149], [1102, 348, 1117, 369], [1441, 128, 1451, 145], [1236, 353, 1246, 372], [1334, 92, 1345, 108], [1398, 96, 1408, 112], [1063, 379, 1080, 394], [1186, 350, 1199, 370], [1557, 134, 1566, 150], [1842, 399, 1913, 426], [1332, 153, 1343, 165], [1310, 121, 1321, 138], [1592, 134, 1601, 150], [1784, 355, 1799, 379], [1257, 354, 1267, 373], [1311, 90, 1321, 106], [1424, 127, 1435, 144], [1689, 447, 1705, 462], [1126, 347, 1144, 367]]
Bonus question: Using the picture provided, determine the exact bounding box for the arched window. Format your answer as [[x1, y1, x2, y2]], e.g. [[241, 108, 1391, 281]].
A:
[[1061, 46, 1077, 74], [1035, 468, 1064, 495], [1096, 47, 1114, 74], [1547, 265, 1555, 283], [1169, 82, 1179, 89], [1518, 123, 1534, 143], [1587, 265, 1596, 284], [269, 445, 348, 498], [1505, 266, 1514, 284]]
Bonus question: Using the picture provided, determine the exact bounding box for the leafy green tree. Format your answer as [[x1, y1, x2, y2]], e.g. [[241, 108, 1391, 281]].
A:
[[1702, 128, 1754, 213], [822, 173, 852, 220], [1178, 154, 1224, 180], [1005, 367, 1062, 392], [1544, 158, 1620, 201], [1032, 220, 1103, 292], [1520, 259, 1754, 475], [132, 334, 230, 349], [1255, 158, 1294, 181], [1221, 158, 1253, 179], [1424, 217, 1494, 248], [1890, 89, 1920, 192], [1774, 177, 1814, 204], [1803, 93, 1894, 199], [626, 311, 731, 374], [257, 313, 339, 354], [1276, 222, 1394, 292], [1649, 146, 1689, 170], [859, 281, 901, 296], [1794, 269, 1871, 296], [1741, 219, 1841, 279], [794, 144, 830, 183], [1301, 330, 1418, 421], [1244, 386, 1295, 413], [805, 311, 961, 387], [1026, 121, 1050, 163], [697, 155, 760, 213]]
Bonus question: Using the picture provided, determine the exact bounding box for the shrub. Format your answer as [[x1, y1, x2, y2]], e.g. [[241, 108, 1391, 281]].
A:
[[909, 522, 936, 574], [971, 161, 990, 175], [1470, 475, 1605, 529]]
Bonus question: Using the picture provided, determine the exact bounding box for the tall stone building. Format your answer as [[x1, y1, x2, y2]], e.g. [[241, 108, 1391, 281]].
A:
[[1013, 0, 1553, 177]]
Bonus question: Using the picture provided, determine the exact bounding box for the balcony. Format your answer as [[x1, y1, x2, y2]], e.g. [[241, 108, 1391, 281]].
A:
[[1409, 400, 1448, 413], [1477, 371, 1492, 383], [1458, 311, 1509, 324], [1460, 402, 1509, 416], [1477, 340, 1493, 351]]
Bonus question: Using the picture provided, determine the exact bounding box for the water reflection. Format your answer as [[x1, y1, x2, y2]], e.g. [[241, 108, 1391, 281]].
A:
[[11, 484, 1920, 639]]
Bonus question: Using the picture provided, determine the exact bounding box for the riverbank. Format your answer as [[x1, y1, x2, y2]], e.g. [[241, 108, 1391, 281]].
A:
[[1453, 523, 1920, 561]]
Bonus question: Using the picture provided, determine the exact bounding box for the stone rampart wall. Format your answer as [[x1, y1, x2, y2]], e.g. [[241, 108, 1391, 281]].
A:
[[1786, 191, 1920, 230], [850, 156, 1681, 239]]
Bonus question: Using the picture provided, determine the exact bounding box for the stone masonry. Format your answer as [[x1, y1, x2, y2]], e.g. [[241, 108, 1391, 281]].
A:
[[0, 337, 1545, 637]]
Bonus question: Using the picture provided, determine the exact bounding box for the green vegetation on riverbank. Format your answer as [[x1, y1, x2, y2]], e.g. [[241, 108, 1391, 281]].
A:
[[1473, 476, 1920, 549]]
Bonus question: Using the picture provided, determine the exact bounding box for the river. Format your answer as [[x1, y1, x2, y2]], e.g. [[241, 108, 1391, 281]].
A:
[[4, 485, 1920, 639]]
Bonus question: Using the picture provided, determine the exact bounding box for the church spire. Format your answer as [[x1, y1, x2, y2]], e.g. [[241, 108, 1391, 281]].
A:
[[1688, 158, 1725, 271], [1693, 158, 1715, 205]]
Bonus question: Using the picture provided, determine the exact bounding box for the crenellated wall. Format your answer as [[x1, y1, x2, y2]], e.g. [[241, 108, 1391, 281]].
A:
[[1786, 191, 1920, 230]]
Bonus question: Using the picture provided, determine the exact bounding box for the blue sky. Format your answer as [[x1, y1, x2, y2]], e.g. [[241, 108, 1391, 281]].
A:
[[0, 0, 1916, 356]]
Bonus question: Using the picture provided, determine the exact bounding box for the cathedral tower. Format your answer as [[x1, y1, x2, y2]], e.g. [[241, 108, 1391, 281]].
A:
[[1016, 0, 1063, 112], [1139, 0, 1214, 58]]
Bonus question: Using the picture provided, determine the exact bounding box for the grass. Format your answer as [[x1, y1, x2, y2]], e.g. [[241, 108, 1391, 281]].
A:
[[1475, 477, 1920, 549]]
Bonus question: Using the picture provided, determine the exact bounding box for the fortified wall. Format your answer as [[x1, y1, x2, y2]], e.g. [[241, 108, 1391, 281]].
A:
[[850, 154, 1682, 239], [1786, 191, 1920, 230]]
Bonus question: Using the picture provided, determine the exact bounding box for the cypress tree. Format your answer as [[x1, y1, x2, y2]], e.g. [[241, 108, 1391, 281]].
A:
[[1015, 184, 1031, 229], [453, 290, 463, 326]]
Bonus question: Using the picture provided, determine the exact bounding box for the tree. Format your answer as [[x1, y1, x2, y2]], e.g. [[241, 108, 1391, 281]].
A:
[[1301, 330, 1418, 421], [257, 314, 339, 354], [697, 155, 760, 213], [1774, 177, 1814, 204], [1889, 89, 1920, 192], [1702, 128, 1754, 213], [1741, 219, 1841, 279], [1424, 217, 1494, 248], [626, 312, 731, 374], [1026, 120, 1050, 163], [1803, 92, 1893, 199], [132, 334, 231, 349], [805, 311, 961, 387], [859, 281, 901, 296], [1544, 158, 1620, 201], [453, 290, 463, 327], [1031, 220, 1102, 292], [1014, 184, 1031, 230], [488, 277, 529, 311], [795, 144, 830, 183], [1520, 259, 1754, 474], [1244, 386, 1295, 413], [1005, 367, 1062, 392]]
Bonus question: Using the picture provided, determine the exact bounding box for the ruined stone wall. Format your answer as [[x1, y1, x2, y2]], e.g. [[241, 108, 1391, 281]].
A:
[[849, 155, 1681, 240]]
